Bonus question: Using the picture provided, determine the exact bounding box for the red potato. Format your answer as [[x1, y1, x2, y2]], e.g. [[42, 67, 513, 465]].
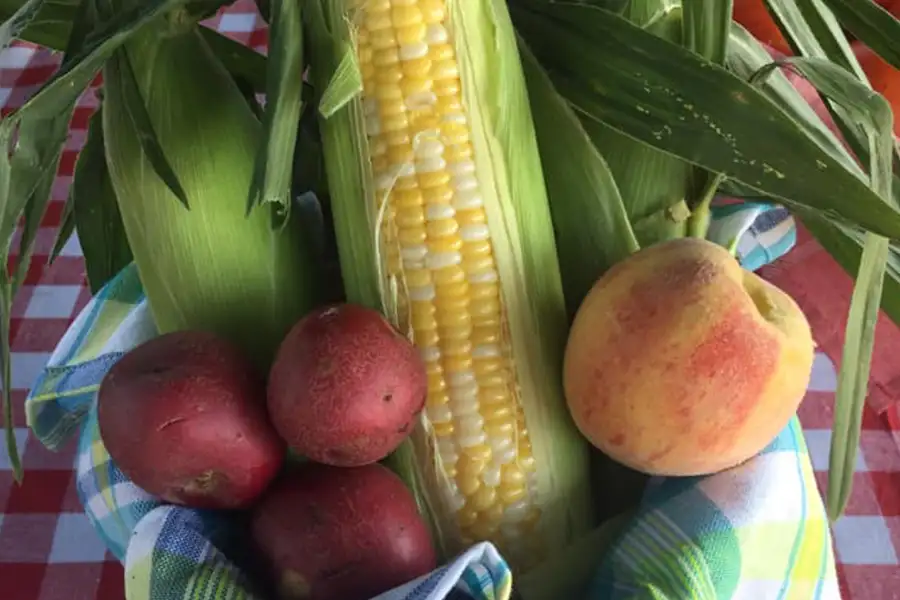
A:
[[250, 462, 437, 600], [267, 304, 427, 467], [98, 331, 285, 509]]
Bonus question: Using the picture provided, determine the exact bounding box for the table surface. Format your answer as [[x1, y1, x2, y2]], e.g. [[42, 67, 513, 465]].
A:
[[0, 2, 898, 599]]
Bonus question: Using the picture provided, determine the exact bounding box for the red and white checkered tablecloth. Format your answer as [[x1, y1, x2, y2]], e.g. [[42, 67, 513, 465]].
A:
[[0, 2, 898, 599]]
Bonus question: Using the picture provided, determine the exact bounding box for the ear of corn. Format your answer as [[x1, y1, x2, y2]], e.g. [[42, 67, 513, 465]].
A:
[[101, 17, 318, 367], [307, 0, 594, 568]]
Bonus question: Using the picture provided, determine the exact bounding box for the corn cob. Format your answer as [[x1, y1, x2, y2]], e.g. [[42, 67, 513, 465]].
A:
[[307, 0, 594, 568], [101, 16, 317, 367]]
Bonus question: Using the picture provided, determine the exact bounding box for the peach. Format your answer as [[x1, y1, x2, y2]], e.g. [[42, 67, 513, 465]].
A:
[[563, 238, 814, 476]]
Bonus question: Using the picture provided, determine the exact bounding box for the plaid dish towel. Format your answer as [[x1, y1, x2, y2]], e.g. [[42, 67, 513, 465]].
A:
[[25, 205, 837, 600]]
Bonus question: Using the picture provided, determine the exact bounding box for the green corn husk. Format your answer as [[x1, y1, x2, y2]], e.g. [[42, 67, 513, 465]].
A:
[[101, 15, 317, 367]]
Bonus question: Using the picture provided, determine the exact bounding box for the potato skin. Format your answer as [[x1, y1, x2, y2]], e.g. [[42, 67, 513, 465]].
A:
[[250, 462, 437, 600], [98, 330, 285, 509], [267, 304, 427, 467]]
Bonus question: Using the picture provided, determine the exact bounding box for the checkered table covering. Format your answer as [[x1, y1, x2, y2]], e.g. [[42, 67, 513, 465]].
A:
[[0, 2, 898, 599]]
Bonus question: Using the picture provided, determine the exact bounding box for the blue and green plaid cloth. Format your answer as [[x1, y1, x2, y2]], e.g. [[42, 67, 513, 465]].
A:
[[25, 205, 839, 600]]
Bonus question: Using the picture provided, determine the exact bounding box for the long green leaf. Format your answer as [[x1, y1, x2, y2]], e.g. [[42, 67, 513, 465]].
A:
[[46, 0, 93, 265], [529, 2, 694, 248], [509, 2, 900, 239], [0, 276, 15, 477], [622, 0, 676, 24], [0, 97, 76, 484], [681, 0, 732, 238], [247, 0, 303, 213], [729, 20, 900, 210], [13, 146, 68, 291], [756, 53, 893, 519], [682, 0, 732, 64], [801, 215, 900, 327], [5, 0, 196, 126], [115, 49, 190, 208], [72, 108, 132, 293], [49, 190, 75, 263], [827, 233, 888, 520], [764, 0, 900, 193], [818, 0, 900, 69], [0, 0, 268, 91], [727, 25, 862, 176], [199, 27, 266, 93], [0, 0, 46, 49], [756, 1, 899, 518], [763, 0, 863, 77], [60, 0, 93, 59], [753, 57, 894, 145], [0, 0, 197, 476]]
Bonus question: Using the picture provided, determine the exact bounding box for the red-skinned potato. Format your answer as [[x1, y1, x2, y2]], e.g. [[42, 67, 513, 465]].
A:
[[250, 462, 437, 600], [267, 304, 427, 466], [98, 331, 285, 509]]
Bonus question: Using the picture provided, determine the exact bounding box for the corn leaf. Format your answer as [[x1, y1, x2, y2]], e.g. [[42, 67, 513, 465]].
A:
[[621, 0, 675, 24], [537, 3, 694, 248], [247, 0, 303, 214], [0, 0, 199, 476], [682, 0, 732, 64], [801, 215, 900, 328], [727, 25, 861, 178], [4, 0, 200, 127], [754, 57, 894, 139], [778, 58, 892, 520], [763, 0, 862, 76], [114, 50, 189, 208], [200, 30, 266, 92], [0, 278, 14, 477], [519, 39, 639, 316], [0, 91, 78, 483], [753, 54, 893, 519], [72, 108, 132, 293], [11, 0, 89, 282], [46, 0, 95, 264], [0, 0, 268, 92], [14, 149, 67, 291], [818, 0, 900, 68], [681, 0, 732, 239], [509, 2, 900, 239], [763, 0, 900, 183], [49, 192, 75, 263], [0, 0, 46, 49], [828, 233, 888, 520], [61, 0, 93, 55], [728, 24, 900, 211]]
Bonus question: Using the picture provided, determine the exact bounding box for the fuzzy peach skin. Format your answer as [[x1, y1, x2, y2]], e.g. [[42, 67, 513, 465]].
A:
[[563, 238, 815, 477]]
